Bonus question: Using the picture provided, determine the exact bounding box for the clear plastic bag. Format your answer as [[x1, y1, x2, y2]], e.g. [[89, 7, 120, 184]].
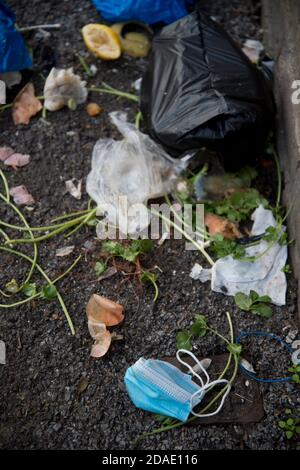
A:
[[86, 112, 181, 235]]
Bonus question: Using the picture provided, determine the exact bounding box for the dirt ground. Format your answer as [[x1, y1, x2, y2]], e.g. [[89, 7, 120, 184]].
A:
[[0, 0, 299, 450]]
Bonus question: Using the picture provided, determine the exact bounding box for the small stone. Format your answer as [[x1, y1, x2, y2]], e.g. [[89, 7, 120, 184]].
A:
[[90, 64, 98, 76], [64, 387, 71, 401], [0, 340, 6, 365]]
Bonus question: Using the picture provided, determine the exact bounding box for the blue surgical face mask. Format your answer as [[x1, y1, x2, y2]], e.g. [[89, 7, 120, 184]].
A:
[[124, 349, 230, 422]]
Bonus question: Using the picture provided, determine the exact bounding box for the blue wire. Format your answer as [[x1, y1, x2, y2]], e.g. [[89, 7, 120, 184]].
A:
[[236, 331, 294, 383]]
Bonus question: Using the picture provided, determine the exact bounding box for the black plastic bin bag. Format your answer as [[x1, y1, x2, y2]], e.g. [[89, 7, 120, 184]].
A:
[[140, 11, 274, 163]]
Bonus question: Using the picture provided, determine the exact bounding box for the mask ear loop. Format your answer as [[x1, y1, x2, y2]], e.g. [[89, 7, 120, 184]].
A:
[[176, 349, 231, 418], [190, 379, 231, 418], [176, 349, 210, 387]]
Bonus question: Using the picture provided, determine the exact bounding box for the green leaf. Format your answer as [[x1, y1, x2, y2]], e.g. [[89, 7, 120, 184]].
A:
[[279, 421, 287, 429], [86, 217, 98, 227], [22, 282, 37, 297], [102, 239, 154, 264], [287, 418, 294, 427], [206, 189, 267, 223], [122, 247, 139, 262], [176, 330, 192, 351], [249, 290, 259, 302], [292, 374, 300, 383], [257, 295, 272, 303], [5, 279, 19, 294], [210, 236, 246, 260], [42, 284, 58, 300], [285, 409, 292, 415], [234, 291, 272, 318], [281, 264, 291, 274], [138, 239, 154, 253], [234, 292, 253, 311], [227, 343, 242, 356], [295, 426, 300, 434], [102, 240, 121, 255], [235, 166, 258, 187], [190, 314, 208, 337], [263, 226, 278, 243], [278, 232, 288, 246], [94, 261, 107, 277], [251, 303, 273, 318], [286, 431, 294, 439], [263, 226, 288, 247]]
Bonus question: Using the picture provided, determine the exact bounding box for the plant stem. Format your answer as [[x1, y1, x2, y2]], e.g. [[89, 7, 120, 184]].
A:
[[135, 111, 142, 129], [0, 246, 76, 334], [271, 145, 282, 210], [0, 170, 10, 202], [0, 103, 13, 112], [51, 255, 82, 284], [63, 208, 96, 238], [88, 84, 139, 102], [152, 281, 159, 302], [0, 292, 41, 308], [0, 97, 44, 114], [208, 327, 230, 346], [0, 215, 87, 232], [42, 105, 47, 120], [165, 195, 209, 242], [51, 209, 92, 222], [0, 191, 38, 292], [6, 209, 96, 244], [151, 208, 214, 266], [77, 53, 93, 77]]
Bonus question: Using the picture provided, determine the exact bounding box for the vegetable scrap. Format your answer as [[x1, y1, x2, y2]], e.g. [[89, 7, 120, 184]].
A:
[[65, 179, 82, 200], [55, 245, 75, 257], [0, 147, 30, 169], [86, 102, 102, 116], [12, 83, 42, 125], [9, 185, 35, 206], [82, 24, 121, 60], [44, 68, 88, 111], [86, 294, 124, 357], [204, 212, 241, 240]]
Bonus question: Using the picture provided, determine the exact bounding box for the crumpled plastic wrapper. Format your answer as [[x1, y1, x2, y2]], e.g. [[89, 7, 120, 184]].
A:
[[86, 111, 182, 235], [44, 67, 88, 111]]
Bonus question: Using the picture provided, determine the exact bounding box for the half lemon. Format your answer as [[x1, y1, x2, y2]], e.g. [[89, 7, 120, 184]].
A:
[[82, 24, 121, 60]]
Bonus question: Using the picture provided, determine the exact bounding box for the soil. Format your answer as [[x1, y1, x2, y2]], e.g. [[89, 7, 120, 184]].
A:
[[0, 0, 299, 450]]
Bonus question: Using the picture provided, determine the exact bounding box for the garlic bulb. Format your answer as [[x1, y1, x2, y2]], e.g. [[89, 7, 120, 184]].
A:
[[43, 67, 88, 111]]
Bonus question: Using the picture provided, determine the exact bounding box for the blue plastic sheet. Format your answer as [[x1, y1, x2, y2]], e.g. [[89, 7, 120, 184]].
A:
[[0, 0, 32, 72], [92, 0, 196, 25]]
